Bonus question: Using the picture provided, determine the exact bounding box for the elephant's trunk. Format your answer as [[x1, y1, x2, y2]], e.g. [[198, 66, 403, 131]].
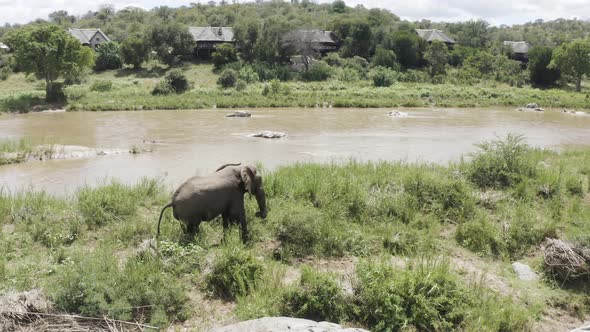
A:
[[254, 188, 267, 219]]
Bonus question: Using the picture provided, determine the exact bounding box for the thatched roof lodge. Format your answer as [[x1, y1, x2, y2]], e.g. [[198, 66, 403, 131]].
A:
[[415, 29, 456, 46], [68, 29, 111, 50], [282, 29, 341, 54], [503, 41, 531, 62], [189, 26, 235, 57]]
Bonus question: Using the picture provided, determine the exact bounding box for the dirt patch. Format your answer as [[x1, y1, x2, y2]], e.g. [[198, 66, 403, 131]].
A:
[[449, 248, 513, 296], [534, 308, 588, 332], [168, 289, 237, 332]]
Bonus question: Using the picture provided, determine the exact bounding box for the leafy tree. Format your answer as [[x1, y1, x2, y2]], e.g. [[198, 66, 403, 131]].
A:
[[121, 34, 149, 68], [148, 23, 194, 66], [212, 43, 238, 69], [332, 0, 346, 13], [424, 40, 449, 78], [463, 51, 495, 77], [336, 20, 372, 59], [252, 17, 289, 63], [449, 45, 478, 67], [218, 68, 238, 88], [94, 42, 123, 71], [369, 66, 397, 87], [528, 46, 560, 86], [549, 39, 590, 92], [371, 46, 398, 69], [48, 10, 76, 26], [6, 25, 94, 102], [234, 19, 260, 62], [450, 19, 490, 48], [392, 30, 422, 68]]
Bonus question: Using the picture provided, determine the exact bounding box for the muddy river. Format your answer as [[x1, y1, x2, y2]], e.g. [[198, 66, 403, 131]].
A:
[[1, 107, 589, 195]]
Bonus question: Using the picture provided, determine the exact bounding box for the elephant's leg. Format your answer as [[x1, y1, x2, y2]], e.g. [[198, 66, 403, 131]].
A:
[[187, 218, 201, 235], [222, 212, 230, 232], [229, 200, 248, 243]]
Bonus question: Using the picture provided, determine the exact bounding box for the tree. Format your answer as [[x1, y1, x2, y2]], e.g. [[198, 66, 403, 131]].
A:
[[371, 46, 398, 69], [94, 42, 123, 71], [549, 39, 590, 92], [424, 40, 449, 78], [391, 30, 422, 68], [282, 30, 320, 72], [48, 10, 76, 26], [332, 0, 346, 13], [450, 19, 490, 48], [234, 19, 260, 62], [337, 20, 372, 59], [528, 46, 560, 86], [212, 43, 238, 69], [148, 23, 194, 66], [121, 34, 149, 68], [6, 25, 94, 102]]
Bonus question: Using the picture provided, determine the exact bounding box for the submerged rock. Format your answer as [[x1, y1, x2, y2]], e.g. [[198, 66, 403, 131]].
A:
[[562, 109, 587, 116], [225, 111, 252, 118], [518, 103, 544, 112], [388, 110, 409, 117], [512, 262, 539, 281], [571, 324, 590, 332], [249, 131, 288, 139], [209, 317, 369, 332], [526, 103, 540, 109]]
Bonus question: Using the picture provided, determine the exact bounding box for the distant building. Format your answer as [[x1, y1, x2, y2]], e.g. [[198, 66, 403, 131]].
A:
[[68, 29, 111, 50], [189, 27, 235, 57], [503, 41, 531, 62], [415, 29, 456, 47], [0, 42, 9, 52], [282, 29, 341, 55]]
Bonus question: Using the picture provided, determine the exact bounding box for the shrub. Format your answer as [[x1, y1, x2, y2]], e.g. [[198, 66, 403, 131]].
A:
[[77, 181, 139, 226], [467, 134, 538, 189], [63, 86, 87, 101], [281, 267, 348, 322], [152, 80, 174, 95], [251, 62, 292, 81], [238, 65, 260, 84], [456, 213, 502, 256], [369, 66, 397, 87], [90, 80, 113, 92], [371, 46, 398, 69], [236, 79, 248, 91], [206, 244, 264, 300], [212, 43, 238, 70], [94, 42, 123, 71], [337, 67, 360, 82], [217, 69, 238, 88], [398, 69, 429, 83], [302, 61, 332, 81], [50, 252, 188, 326], [323, 52, 343, 67], [165, 69, 190, 93]]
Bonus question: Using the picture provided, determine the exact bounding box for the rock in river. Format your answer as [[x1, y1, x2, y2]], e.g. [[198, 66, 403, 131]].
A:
[[209, 317, 369, 332], [388, 110, 409, 117], [225, 111, 251, 118], [518, 103, 544, 112], [249, 131, 288, 139]]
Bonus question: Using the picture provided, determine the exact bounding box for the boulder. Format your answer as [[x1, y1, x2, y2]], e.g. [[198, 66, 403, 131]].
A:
[[512, 262, 539, 281], [226, 111, 251, 118], [571, 324, 590, 332], [526, 103, 540, 109], [388, 110, 409, 117], [209, 317, 369, 332], [517, 107, 544, 112], [249, 131, 288, 139]]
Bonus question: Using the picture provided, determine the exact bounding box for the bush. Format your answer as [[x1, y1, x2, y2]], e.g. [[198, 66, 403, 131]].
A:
[[238, 65, 260, 84], [281, 267, 348, 322], [371, 46, 398, 69], [90, 80, 113, 92], [251, 62, 292, 82], [337, 67, 360, 82], [94, 42, 123, 71], [206, 244, 264, 300], [152, 70, 190, 95], [456, 213, 502, 256], [152, 80, 173, 95], [77, 181, 139, 226], [212, 43, 238, 70], [51, 252, 188, 326], [217, 68, 238, 88], [236, 79, 248, 91], [398, 69, 429, 83], [467, 134, 538, 189], [63, 86, 87, 101], [301, 61, 332, 81], [369, 66, 397, 87]]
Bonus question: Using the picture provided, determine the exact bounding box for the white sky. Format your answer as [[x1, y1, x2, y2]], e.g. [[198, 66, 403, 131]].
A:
[[0, 0, 589, 26]]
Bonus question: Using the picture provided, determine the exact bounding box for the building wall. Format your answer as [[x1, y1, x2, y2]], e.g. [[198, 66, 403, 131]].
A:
[[90, 33, 106, 49]]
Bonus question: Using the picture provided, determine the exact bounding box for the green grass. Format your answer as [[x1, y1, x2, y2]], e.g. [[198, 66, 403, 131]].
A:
[[0, 136, 589, 330], [2, 63, 590, 112]]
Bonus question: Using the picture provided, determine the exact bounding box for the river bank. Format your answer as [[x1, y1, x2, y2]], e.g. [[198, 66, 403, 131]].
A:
[[0, 138, 589, 331], [1, 64, 589, 113]]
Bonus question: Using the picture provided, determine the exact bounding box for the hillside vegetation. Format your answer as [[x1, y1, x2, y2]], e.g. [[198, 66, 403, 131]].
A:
[[1, 136, 589, 330]]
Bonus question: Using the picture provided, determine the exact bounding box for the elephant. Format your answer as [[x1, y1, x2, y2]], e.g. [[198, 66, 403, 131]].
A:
[[157, 163, 267, 243]]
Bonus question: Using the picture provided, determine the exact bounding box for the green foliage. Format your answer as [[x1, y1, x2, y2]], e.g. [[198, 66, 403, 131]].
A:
[[50, 252, 188, 326], [238, 65, 259, 83], [391, 30, 423, 68], [336, 20, 372, 59], [94, 42, 123, 71], [528, 46, 561, 86], [152, 69, 190, 95], [449, 19, 490, 48], [217, 68, 238, 88], [337, 67, 360, 82], [549, 39, 590, 92], [463, 50, 495, 77], [148, 23, 194, 66], [467, 134, 538, 189], [77, 181, 140, 226], [212, 43, 238, 70], [206, 243, 264, 300], [371, 46, 398, 69], [282, 267, 348, 322], [152, 80, 173, 95], [301, 61, 332, 81], [6, 24, 95, 102], [424, 40, 449, 78], [90, 80, 113, 92], [369, 66, 397, 87], [331, 0, 346, 13], [449, 45, 478, 67], [121, 34, 149, 68], [456, 212, 502, 256]]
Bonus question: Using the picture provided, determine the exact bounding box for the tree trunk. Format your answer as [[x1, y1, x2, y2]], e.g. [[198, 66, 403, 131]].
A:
[[576, 77, 582, 92], [45, 78, 55, 103]]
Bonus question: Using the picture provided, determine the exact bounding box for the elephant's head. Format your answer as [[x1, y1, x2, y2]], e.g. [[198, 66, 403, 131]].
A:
[[240, 165, 267, 219]]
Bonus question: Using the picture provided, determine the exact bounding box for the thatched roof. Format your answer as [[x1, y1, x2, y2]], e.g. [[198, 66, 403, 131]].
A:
[[189, 27, 234, 42], [68, 29, 111, 44], [415, 29, 456, 44], [282, 30, 340, 45], [503, 41, 530, 54]]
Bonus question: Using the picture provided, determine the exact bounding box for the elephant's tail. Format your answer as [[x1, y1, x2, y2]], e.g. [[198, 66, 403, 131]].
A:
[[157, 202, 173, 239]]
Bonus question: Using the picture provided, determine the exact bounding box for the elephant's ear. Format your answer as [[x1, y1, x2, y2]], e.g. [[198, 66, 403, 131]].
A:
[[240, 165, 257, 194]]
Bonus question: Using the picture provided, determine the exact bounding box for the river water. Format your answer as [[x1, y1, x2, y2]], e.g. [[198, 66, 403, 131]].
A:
[[1, 107, 589, 195]]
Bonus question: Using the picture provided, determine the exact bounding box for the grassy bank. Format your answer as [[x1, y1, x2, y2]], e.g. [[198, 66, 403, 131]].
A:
[[0, 136, 589, 330], [1, 64, 589, 112]]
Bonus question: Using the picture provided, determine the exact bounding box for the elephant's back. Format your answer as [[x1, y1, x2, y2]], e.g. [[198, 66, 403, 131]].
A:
[[173, 175, 234, 203]]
